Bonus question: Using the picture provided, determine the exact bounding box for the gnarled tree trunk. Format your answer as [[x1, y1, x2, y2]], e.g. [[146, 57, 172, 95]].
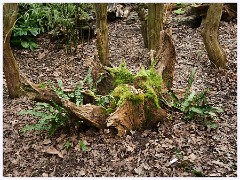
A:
[[147, 3, 164, 50], [95, 3, 110, 66], [3, 3, 21, 98], [201, 3, 227, 68]]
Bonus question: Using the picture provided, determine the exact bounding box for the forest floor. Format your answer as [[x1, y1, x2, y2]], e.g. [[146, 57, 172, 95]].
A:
[[3, 13, 237, 177]]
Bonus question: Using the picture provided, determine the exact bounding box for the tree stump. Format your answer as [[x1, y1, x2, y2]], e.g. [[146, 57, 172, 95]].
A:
[[155, 29, 176, 90]]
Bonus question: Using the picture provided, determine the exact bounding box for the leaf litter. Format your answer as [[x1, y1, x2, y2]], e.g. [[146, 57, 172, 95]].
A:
[[3, 11, 237, 177]]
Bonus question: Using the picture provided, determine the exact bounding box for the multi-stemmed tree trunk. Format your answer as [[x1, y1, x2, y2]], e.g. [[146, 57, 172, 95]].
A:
[[201, 3, 227, 68], [95, 3, 110, 66], [3, 3, 22, 98], [147, 3, 164, 51]]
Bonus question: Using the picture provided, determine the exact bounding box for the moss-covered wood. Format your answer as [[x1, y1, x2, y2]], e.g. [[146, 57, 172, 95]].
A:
[[147, 3, 164, 50], [21, 60, 169, 136], [201, 3, 227, 68], [155, 29, 176, 90], [95, 3, 110, 66], [3, 3, 22, 98]]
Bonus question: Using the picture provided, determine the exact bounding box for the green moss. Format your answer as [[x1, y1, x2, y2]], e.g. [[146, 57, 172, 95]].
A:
[[111, 84, 144, 106], [107, 64, 163, 108], [136, 66, 162, 89], [144, 84, 160, 108], [135, 66, 162, 108], [106, 61, 135, 86]]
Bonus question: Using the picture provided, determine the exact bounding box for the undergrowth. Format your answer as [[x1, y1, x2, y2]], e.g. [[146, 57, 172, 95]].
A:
[[12, 3, 94, 51], [19, 64, 223, 139], [166, 68, 223, 127]]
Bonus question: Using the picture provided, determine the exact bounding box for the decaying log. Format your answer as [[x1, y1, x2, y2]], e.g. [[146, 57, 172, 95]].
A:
[[20, 74, 107, 129], [20, 74, 95, 105], [155, 29, 176, 90], [143, 100, 168, 129], [63, 100, 107, 129], [185, 3, 237, 21]]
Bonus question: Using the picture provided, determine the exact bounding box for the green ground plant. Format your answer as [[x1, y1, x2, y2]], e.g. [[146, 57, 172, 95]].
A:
[[78, 140, 88, 151], [12, 3, 94, 51], [19, 101, 70, 137], [167, 68, 223, 127]]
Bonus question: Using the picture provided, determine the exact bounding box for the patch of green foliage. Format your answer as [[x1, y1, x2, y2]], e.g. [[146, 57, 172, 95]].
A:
[[38, 82, 47, 89], [19, 101, 70, 137], [191, 169, 205, 177], [135, 66, 163, 108], [167, 68, 223, 126], [78, 140, 88, 151], [64, 139, 73, 151], [12, 3, 94, 51]]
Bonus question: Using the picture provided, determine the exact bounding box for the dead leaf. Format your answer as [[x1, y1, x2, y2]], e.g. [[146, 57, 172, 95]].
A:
[[188, 153, 197, 161], [43, 139, 51, 145], [43, 146, 63, 158], [134, 166, 143, 175], [212, 160, 225, 167], [42, 173, 48, 177], [38, 52, 46, 60]]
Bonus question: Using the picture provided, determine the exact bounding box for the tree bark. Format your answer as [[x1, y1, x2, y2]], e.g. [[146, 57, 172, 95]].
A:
[[3, 3, 22, 98], [95, 3, 110, 66], [138, 7, 148, 48], [147, 3, 164, 51], [201, 3, 227, 68], [155, 29, 176, 90]]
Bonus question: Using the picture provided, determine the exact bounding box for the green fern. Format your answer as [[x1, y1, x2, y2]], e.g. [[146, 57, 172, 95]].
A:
[[166, 68, 223, 122], [83, 67, 94, 91], [75, 81, 84, 106], [19, 102, 70, 136]]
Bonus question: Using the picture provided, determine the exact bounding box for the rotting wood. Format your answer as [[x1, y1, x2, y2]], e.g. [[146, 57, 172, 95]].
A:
[[155, 29, 176, 90], [63, 100, 107, 129]]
